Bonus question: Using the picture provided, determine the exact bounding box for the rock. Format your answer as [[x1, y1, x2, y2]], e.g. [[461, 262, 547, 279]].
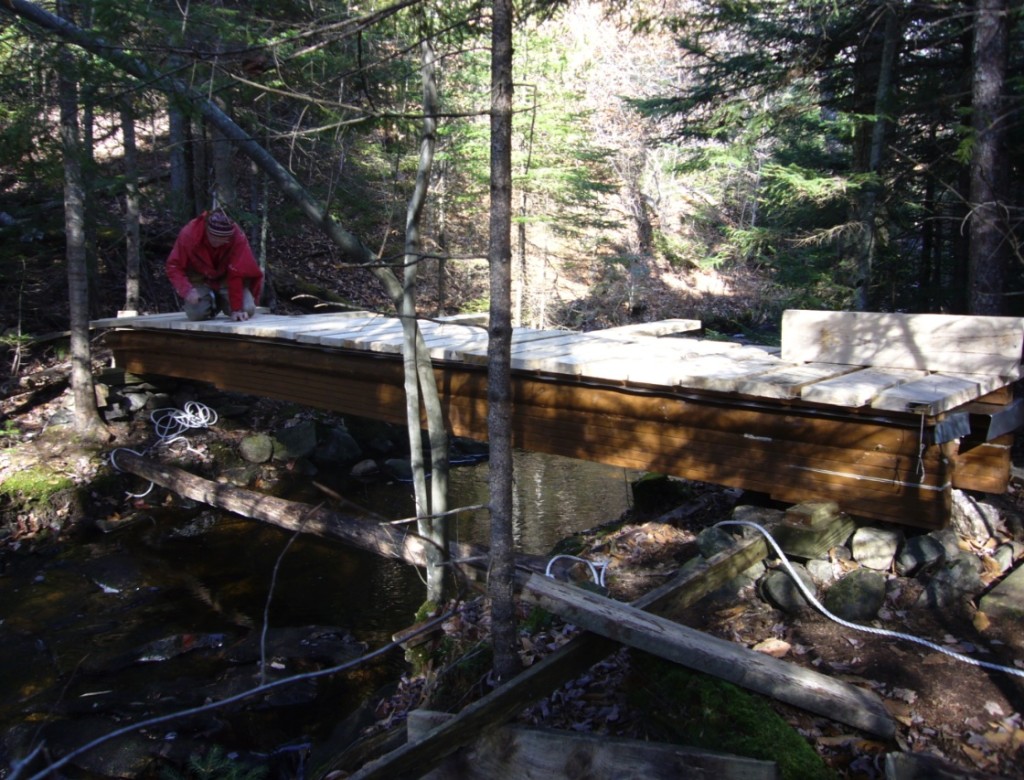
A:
[[731, 503, 785, 530], [851, 526, 902, 571], [759, 564, 817, 613], [273, 420, 318, 461], [696, 526, 737, 558], [917, 552, 983, 608], [978, 564, 1024, 619], [752, 637, 791, 658], [806, 558, 837, 585], [951, 489, 1002, 543], [313, 426, 363, 466], [239, 433, 274, 464], [350, 459, 381, 479], [630, 473, 693, 513], [991, 543, 1019, 574], [823, 567, 886, 622], [384, 458, 413, 482], [895, 533, 946, 576], [929, 527, 963, 558]]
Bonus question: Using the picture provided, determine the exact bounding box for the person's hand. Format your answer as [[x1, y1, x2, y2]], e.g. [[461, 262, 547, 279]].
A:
[[185, 289, 200, 306], [231, 310, 250, 322]]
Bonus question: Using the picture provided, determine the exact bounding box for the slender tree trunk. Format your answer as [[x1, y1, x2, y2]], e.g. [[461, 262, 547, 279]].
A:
[[168, 101, 191, 221], [853, 1, 901, 311], [968, 0, 1009, 315], [488, 0, 521, 682], [402, 34, 450, 605], [211, 123, 237, 210], [56, 0, 105, 438], [121, 98, 141, 313]]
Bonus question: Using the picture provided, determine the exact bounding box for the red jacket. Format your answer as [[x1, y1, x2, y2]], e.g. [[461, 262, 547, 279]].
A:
[[166, 212, 264, 313]]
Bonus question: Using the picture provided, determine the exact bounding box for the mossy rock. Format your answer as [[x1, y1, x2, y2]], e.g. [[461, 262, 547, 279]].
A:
[[628, 655, 834, 780], [0, 466, 75, 505]]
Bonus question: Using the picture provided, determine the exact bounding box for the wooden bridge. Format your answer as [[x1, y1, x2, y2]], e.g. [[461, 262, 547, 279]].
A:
[[93, 308, 1024, 529]]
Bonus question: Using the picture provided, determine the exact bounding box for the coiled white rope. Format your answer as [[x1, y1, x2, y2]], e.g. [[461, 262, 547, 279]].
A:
[[109, 402, 218, 497], [717, 520, 1024, 678], [545, 554, 609, 588]]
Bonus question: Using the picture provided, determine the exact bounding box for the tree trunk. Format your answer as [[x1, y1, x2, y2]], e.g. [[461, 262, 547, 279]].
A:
[[121, 98, 141, 313], [487, 0, 521, 682], [967, 0, 1009, 315], [168, 101, 192, 221], [402, 32, 450, 605], [853, 1, 901, 311], [56, 0, 105, 439]]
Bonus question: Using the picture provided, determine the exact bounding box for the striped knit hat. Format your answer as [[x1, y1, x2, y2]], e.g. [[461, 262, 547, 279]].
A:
[[206, 211, 234, 238]]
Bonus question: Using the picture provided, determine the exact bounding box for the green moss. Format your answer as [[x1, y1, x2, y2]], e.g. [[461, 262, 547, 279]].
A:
[[629, 655, 834, 780], [0, 466, 74, 505]]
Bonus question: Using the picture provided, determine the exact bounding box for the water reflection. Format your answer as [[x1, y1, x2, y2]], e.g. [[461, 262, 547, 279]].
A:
[[354, 448, 643, 555]]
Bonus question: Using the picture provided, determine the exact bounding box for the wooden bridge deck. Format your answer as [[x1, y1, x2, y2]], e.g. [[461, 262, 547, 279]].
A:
[[94, 309, 1024, 529]]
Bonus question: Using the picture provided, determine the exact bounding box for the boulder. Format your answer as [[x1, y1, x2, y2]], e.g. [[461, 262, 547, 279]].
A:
[[823, 568, 886, 622], [851, 526, 902, 571], [759, 564, 817, 614]]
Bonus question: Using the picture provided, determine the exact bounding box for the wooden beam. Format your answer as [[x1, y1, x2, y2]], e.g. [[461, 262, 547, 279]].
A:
[[345, 537, 775, 780], [521, 574, 895, 738], [102, 328, 963, 527]]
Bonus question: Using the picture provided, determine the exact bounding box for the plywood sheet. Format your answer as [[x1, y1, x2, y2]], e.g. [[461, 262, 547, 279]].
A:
[[781, 309, 1024, 375], [800, 367, 928, 407]]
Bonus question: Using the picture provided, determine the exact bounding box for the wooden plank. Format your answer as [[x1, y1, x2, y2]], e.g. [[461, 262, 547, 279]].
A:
[[781, 309, 1024, 375], [92, 311, 191, 328], [670, 355, 789, 393], [735, 362, 859, 400], [408, 711, 779, 780], [594, 318, 703, 339], [452, 328, 576, 365], [799, 367, 928, 407], [521, 574, 895, 737], [870, 373, 1006, 415]]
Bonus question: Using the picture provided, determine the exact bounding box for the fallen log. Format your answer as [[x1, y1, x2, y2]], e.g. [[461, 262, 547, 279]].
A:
[[112, 450, 439, 567], [521, 573, 895, 739], [343, 535, 776, 780]]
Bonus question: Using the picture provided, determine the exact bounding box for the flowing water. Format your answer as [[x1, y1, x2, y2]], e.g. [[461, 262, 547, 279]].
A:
[[0, 449, 642, 776]]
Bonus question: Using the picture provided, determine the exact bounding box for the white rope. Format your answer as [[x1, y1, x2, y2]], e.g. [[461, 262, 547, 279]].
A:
[[716, 520, 1024, 678], [545, 554, 608, 588], [108, 402, 218, 496]]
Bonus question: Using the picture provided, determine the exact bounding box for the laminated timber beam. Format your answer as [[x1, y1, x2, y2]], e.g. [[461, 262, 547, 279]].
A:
[[102, 327, 964, 528]]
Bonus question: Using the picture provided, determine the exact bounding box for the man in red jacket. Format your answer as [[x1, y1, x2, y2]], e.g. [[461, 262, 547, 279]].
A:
[[166, 210, 264, 321]]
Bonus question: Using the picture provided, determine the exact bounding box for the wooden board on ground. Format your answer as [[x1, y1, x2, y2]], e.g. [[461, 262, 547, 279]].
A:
[[521, 573, 895, 738], [781, 309, 1024, 376], [408, 710, 779, 780]]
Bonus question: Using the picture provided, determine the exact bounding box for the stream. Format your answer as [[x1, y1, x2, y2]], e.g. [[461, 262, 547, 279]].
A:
[[0, 449, 642, 777]]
